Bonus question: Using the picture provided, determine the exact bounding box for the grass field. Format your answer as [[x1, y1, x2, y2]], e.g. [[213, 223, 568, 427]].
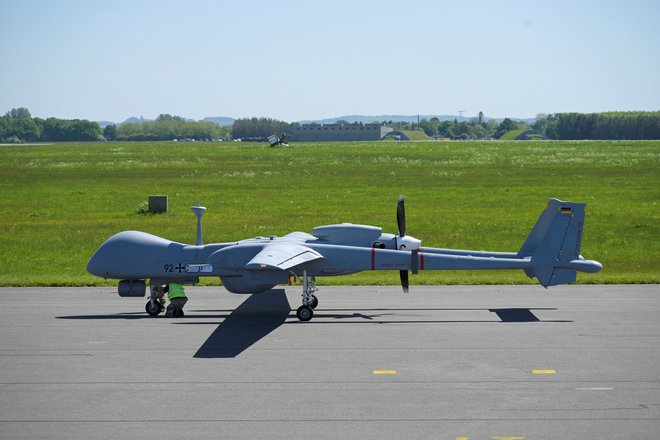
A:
[[0, 140, 658, 286]]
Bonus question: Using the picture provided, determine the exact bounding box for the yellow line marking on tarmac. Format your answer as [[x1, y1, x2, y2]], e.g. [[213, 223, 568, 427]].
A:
[[455, 437, 469, 440], [531, 369, 556, 374], [372, 370, 397, 375]]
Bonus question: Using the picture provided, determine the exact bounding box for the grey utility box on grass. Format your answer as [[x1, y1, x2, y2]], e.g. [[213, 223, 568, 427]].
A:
[[148, 195, 168, 213]]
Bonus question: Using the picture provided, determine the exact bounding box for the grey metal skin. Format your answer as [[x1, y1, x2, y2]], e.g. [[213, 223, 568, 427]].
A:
[[87, 198, 602, 320]]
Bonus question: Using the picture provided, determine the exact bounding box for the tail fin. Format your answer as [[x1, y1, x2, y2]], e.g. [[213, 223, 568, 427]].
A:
[[518, 199, 586, 287]]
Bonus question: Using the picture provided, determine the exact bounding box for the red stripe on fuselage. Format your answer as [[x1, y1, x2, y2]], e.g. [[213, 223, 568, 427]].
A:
[[371, 247, 375, 270], [420, 252, 425, 271]]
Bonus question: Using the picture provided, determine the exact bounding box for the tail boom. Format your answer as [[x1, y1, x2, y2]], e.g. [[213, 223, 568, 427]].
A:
[[415, 198, 601, 287]]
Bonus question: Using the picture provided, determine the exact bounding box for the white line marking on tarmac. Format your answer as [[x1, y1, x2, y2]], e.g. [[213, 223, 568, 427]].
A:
[[575, 387, 614, 391]]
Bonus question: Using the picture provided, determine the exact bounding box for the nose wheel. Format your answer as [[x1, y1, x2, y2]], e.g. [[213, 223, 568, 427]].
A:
[[145, 300, 162, 316]]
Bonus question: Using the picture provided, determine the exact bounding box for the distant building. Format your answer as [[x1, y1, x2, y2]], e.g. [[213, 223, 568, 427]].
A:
[[290, 124, 393, 142], [382, 130, 412, 141], [513, 130, 549, 140]]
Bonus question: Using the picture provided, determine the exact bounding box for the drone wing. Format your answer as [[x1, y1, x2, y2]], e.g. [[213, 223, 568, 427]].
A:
[[245, 243, 324, 270]]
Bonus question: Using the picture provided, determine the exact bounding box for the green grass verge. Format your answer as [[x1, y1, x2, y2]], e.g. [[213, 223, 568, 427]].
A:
[[0, 140, 658, 286]]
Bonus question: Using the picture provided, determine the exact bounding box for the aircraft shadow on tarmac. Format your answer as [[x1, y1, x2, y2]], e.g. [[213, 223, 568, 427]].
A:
[[57, 290, 570, 358], [183, 302, 570, 358], [189, 289, 291, 358], [55, 289, 292, 359], [194, 303, 571, 358]]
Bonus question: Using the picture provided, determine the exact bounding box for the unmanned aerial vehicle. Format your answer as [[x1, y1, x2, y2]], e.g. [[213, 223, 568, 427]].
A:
[[87, 197, 602, 321]]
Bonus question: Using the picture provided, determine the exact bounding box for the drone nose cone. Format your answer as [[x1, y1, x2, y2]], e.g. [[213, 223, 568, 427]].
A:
[[87, 230, 177, 279], [86, 258, 101, 277], [87, 244, 110, 278]]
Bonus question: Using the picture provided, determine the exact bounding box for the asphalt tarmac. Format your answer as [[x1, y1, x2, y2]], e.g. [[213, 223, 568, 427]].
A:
[[1, 285, 659, 439]]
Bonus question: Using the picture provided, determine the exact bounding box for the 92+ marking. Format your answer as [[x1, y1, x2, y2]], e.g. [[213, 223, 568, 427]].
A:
[[164, 264, 185, 273]]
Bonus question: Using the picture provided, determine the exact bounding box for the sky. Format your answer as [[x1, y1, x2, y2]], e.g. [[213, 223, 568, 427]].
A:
[[1, 0, 659, 122]]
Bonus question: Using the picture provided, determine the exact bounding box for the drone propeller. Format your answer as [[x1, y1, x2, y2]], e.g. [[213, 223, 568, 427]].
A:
[[400, 268, 409, 293], [397, 195, 409, 292], [397, 195, 406, 237], [395, 195, 422, 293]]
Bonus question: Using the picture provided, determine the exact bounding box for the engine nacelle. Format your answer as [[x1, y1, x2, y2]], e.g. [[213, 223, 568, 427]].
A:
[[118, 279, 146, 297], [312, 224, 422, 250], [312, 224, 382, 247]]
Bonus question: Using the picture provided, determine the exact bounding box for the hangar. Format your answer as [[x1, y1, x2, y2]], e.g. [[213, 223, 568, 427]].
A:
[[290, 123, 393, 142]]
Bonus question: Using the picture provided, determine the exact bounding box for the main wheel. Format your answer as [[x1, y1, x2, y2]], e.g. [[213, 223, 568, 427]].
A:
[[309, 294, 319, 309], [145, 300, 162, 316], [296, 305, 313, 322]]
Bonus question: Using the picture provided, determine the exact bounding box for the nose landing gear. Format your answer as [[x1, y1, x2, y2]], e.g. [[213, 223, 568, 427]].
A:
[[145, 300, 163, 316], [145, 282, 165, 316]]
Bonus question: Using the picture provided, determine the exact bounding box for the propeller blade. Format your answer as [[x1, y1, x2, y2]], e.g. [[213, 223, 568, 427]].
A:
[[398, 195, 410, 293], [397, 195, 406, 237], [400, 270, 409, 293]]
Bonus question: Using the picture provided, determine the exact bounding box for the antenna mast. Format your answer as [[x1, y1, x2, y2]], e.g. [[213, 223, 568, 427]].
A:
[[191, 201, 207, 245]]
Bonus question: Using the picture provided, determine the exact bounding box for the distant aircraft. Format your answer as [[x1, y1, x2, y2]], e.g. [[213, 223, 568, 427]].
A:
[[87, 197, 602, 321], [268, 133, 290, 147]]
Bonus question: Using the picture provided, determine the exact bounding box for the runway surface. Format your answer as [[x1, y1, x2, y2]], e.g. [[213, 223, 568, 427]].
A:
[[1, 285, 659, 439]]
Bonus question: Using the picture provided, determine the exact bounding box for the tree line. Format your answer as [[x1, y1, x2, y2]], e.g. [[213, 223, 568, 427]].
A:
[[395, 111, 660, 140], [0, 108, 229, 143], [113, 114, 225, 141], [533, 112, 660, 140], [2, 108, 659, 143], [231, 117, 291, 140], [0, 108, 104, 142]]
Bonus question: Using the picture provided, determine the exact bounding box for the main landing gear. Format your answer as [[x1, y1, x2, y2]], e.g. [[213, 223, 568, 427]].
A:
[[295, 270, 318, 322]]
